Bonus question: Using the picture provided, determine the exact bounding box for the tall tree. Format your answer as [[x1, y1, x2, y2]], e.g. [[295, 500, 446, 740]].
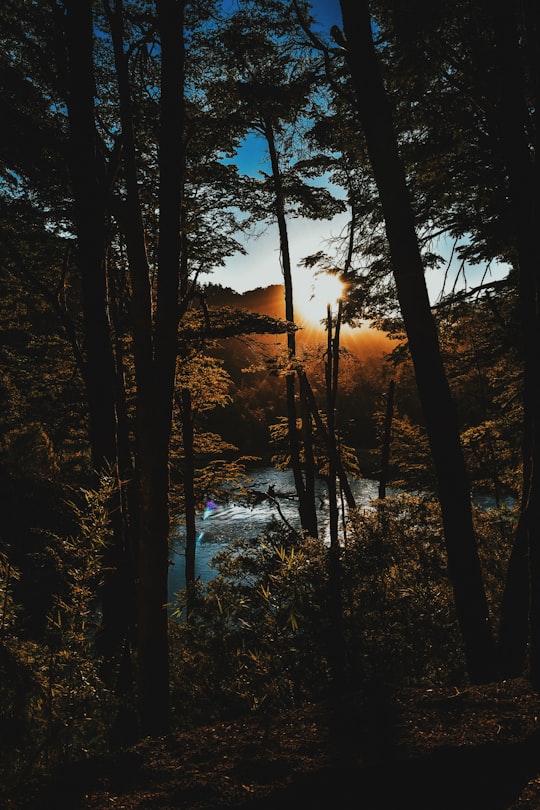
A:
[[126, 0, 186, 736], [362, 0, 538, 685], [102, 0, 287, 731], [218, 1, 345, 537], [475, 0, 540, 681], [55, 0, 135, 694], [336, 0, 498, 683]]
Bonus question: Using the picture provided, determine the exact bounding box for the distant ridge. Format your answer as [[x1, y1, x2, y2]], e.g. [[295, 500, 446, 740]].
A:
[[203, 283, 286, 321], [202, 282, 393, 358]]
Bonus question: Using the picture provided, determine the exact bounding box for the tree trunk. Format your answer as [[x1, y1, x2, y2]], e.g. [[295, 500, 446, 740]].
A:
[[326, 304, 340, 550], [107, 0, 190, 732], [63, 0, 116, 473], [299, 371, 356, 511], [61, 0, 130, 676], [378, 379, 395, 500], [480, 0, 540, 681], [299, 376, 318, 533], [264, 118, 318, 538], [180, 384, 197, 614], [338, 0, 497, 683], [134, 0, 186, 737]]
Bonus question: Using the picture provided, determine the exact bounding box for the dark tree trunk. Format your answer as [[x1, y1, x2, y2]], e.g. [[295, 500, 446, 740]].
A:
[[480, 0, 540, 681], [180, 385, 197, 614], [299, 376, 318, 533], [326, 304, 340, 550], [105, 251, 138, 720], [325, 303, 346, 689], [105, 0, 154, 369], [378, 379, 395, 501], [63, 0, 116, 473], [61, 0, 130, 674], [134, 0, 186, 737], [498, 512, 531, 677], [105, 0, 167, 734], [264, 118, 318, 538], [299, 371, 356, 511], [339, 0, 497, 683]]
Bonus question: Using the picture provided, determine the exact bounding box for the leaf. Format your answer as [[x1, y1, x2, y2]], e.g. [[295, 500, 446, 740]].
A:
[[178, 307, 297, 339]]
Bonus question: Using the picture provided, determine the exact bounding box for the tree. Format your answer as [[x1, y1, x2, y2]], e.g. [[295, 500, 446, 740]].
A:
[[473, 0, 539, 682], [55, 0, 135, 695], [217, 0, 347, 538], [358, 0, 538, 685], [335, 0, 498, 683]]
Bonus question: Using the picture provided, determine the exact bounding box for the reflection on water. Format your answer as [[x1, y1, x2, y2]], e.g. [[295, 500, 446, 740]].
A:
[[168, 468, 513, 600], [169, 467, 382, 596]]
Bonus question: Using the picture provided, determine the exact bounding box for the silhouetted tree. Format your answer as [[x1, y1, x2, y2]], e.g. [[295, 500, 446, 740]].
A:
[[336, 0, 498, 683]]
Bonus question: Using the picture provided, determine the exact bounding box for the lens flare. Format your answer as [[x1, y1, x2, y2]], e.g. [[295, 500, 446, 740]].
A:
[[203, 500, 218, 520]]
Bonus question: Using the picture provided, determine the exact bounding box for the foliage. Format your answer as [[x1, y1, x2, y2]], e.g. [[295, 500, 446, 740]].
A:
[[461, 421, 520, 503], [169, 493, 516, 728], [269, 412, 362, 482], [371, 0, 531, 271], [342, 495, 515, 687], [0, 477, 122, 792], [377, 413, 435, 492], [170, 520, 331, 724], [0, 226, 89, 483]]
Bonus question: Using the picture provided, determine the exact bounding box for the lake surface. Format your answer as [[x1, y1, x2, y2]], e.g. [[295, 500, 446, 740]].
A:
[[168, 466, 385, 597], [168, 466, 509, 599]]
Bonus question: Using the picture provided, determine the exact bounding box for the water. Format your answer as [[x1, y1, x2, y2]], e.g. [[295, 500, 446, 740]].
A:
[[168, 466, 382, 596], [168, 467, 511, 598]]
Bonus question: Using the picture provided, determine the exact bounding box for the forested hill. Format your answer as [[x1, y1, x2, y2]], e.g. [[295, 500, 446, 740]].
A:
[[202, 282, 393, 357], [204, 283, 285, 320]]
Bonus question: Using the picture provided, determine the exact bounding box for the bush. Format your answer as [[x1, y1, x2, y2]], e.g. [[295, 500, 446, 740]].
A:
[[0, 479, 121, 794], [169, 495, 516, 729], [341, 495, 464, 687], [169, 519, 331, 726]]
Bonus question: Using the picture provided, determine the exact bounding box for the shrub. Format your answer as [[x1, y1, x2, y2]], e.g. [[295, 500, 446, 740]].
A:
[[0, 478, 120, 793], [169, 495, 516, 728], [169, 519, 331, 725]]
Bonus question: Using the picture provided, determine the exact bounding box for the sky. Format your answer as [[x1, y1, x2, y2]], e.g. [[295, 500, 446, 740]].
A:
[[216, 0, 510, 316], [217, 0, 345, 309]]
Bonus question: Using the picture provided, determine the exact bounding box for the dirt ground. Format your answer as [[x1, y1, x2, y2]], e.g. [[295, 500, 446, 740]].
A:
[[7, 677, 540, 810]]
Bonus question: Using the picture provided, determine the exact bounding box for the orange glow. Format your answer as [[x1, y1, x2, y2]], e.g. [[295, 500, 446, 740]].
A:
[[227, 281, 397, 360], [294, 272, 345, 328]]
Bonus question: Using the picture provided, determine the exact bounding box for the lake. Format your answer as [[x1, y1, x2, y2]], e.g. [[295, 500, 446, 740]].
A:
[[168, 466, 510, 599], [168, 466, 388, 597]]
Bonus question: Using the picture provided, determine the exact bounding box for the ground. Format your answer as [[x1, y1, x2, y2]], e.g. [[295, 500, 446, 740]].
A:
[[7, 677, 540, 810]]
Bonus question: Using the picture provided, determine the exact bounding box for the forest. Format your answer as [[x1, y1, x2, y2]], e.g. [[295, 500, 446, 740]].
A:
[[1, 0, 539, 807]]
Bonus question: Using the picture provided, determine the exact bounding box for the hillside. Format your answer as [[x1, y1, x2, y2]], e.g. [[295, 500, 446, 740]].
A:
[[203, 283, 394, 359]]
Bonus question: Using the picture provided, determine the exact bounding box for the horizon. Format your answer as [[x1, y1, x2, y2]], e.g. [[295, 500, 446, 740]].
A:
[[204, 277, 396, 358]]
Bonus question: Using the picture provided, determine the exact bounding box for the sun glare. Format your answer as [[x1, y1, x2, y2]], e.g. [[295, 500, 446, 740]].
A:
[[295, 271, 345, 327]]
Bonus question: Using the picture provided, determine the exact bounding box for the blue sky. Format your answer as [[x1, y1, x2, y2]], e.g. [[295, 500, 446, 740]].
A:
[[308, 0, 343, 32]]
